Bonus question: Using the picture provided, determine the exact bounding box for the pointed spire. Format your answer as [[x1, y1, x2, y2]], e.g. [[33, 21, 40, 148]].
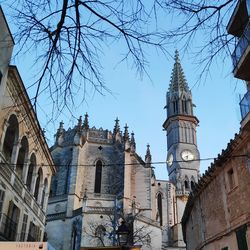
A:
[[83, 113, 89, 129], [169, 50, 189, 92], [123, 124, 129, 141], [113, 117, 120, 134], [145, 144, 152, 164], [130, 132, 136, 152]]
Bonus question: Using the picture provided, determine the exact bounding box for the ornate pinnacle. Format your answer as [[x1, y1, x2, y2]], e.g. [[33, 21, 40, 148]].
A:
[[83, 113, 89, 129], [123, 124, 129, 141], [145, 144, 152, 163], [78, 116, 82, 127], [130, 132, 136, 151], [169, 50, 189, 92], [57, 121, 64, 134], [113, 117, 120, 134]]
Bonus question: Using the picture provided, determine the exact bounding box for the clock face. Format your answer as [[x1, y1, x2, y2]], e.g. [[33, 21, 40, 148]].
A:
[[167, 153, 173, 166], [181, 150, 194, 161]]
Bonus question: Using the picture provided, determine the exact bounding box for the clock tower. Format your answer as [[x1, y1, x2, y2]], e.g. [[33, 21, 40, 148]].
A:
[[163, 50, 200, 191]]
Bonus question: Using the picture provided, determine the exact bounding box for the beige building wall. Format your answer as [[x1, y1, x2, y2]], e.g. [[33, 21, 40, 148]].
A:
[[0, 7, 55, 242], [182, 128, 250, 250]]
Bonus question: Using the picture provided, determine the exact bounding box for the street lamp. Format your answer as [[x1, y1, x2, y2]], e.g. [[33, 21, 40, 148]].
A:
[[117, 221, 130, 247]]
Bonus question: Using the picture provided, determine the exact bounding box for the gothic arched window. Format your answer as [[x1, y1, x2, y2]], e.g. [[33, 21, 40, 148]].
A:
[[26, 153, 36, 191], [157, 193, 163, 226], [173, 100, 178, 114], [182, 98, 187, 114], [16, 136, 29, 180], [34, 168, 43, 201], [191, 176, 196, 190], [3, 114, 19, 163], [41, 178, 48, 209], [94, 160, 102, 193]]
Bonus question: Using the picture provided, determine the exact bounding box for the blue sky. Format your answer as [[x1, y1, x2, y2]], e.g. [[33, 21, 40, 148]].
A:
[[3, 3, 246, 180]]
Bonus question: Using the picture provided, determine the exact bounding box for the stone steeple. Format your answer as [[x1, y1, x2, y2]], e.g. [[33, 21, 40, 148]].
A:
[[169, 50, 189, 93], [163, 50, 200, 188]]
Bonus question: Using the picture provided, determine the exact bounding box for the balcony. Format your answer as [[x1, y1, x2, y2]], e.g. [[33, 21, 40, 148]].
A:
[[240, 89, 250, 119], [232, 20, 250, 81], [227, 0, 250, 37], [240, 89, 250, 127], [0, 213, 17, 241]]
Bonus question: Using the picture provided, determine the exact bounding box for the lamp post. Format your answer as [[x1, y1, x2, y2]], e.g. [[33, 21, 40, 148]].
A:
[[117, 221, 130, 249]]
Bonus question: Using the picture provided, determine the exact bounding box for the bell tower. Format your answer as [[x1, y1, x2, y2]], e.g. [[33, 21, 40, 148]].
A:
[[163, 50, 200, 191]]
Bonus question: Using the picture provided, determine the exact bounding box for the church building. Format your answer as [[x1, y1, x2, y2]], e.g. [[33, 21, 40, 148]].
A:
[[46, 51, 200, 250]]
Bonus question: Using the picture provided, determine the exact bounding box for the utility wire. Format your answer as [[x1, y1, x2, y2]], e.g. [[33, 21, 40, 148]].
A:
[[0, 154, 248, 168]]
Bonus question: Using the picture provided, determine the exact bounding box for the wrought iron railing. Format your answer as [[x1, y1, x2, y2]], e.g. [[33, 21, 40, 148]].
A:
[[232, 20, 250, 70], [240, 89, 250, 119]]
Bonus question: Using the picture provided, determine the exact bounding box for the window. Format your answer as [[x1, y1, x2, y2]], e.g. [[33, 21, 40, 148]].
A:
[[26, 154, 36, 191], [94, 160, 102, 193], [27, 222, 37, 241], [236, 225, 248, 250], [16, 136, 29, 180], [41, 178, 48, 209], [0, 190, 5, 214], [157, 193, 163, 226], [191, 181, 195, 190], [34, 168, 42, 201], [182, 99, 187, 113], [173, 100, 178, 114], [20, 214, 28, 241], [184, 177, 189, 190], [228, 168, 235, 190], [3, 114, 19, 163], [71, 218, 82, 250], [6, 201, 20, 241]]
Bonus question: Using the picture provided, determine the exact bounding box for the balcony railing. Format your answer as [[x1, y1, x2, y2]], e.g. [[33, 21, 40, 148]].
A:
[[232, 20, 250, 70], [240, 89, 250, 120], [0, 213, 17, 241]]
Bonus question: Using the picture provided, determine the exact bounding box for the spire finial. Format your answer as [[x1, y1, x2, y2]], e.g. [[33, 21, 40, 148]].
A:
[[145, 144, 152, 164], [78, 116, 82, 126], [123, 124, 129, 141], [59, 121, 64, 131], [55, 121, 65, 145], [130, 131, 136, 152], [174, 49, 180, 63], [83, 113, 89, 129], [169, 50, 189, 92], [113, 117, 120, 134]]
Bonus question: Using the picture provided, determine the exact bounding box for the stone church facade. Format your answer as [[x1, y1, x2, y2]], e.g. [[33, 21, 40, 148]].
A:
[[46, 51, 200, 250]]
